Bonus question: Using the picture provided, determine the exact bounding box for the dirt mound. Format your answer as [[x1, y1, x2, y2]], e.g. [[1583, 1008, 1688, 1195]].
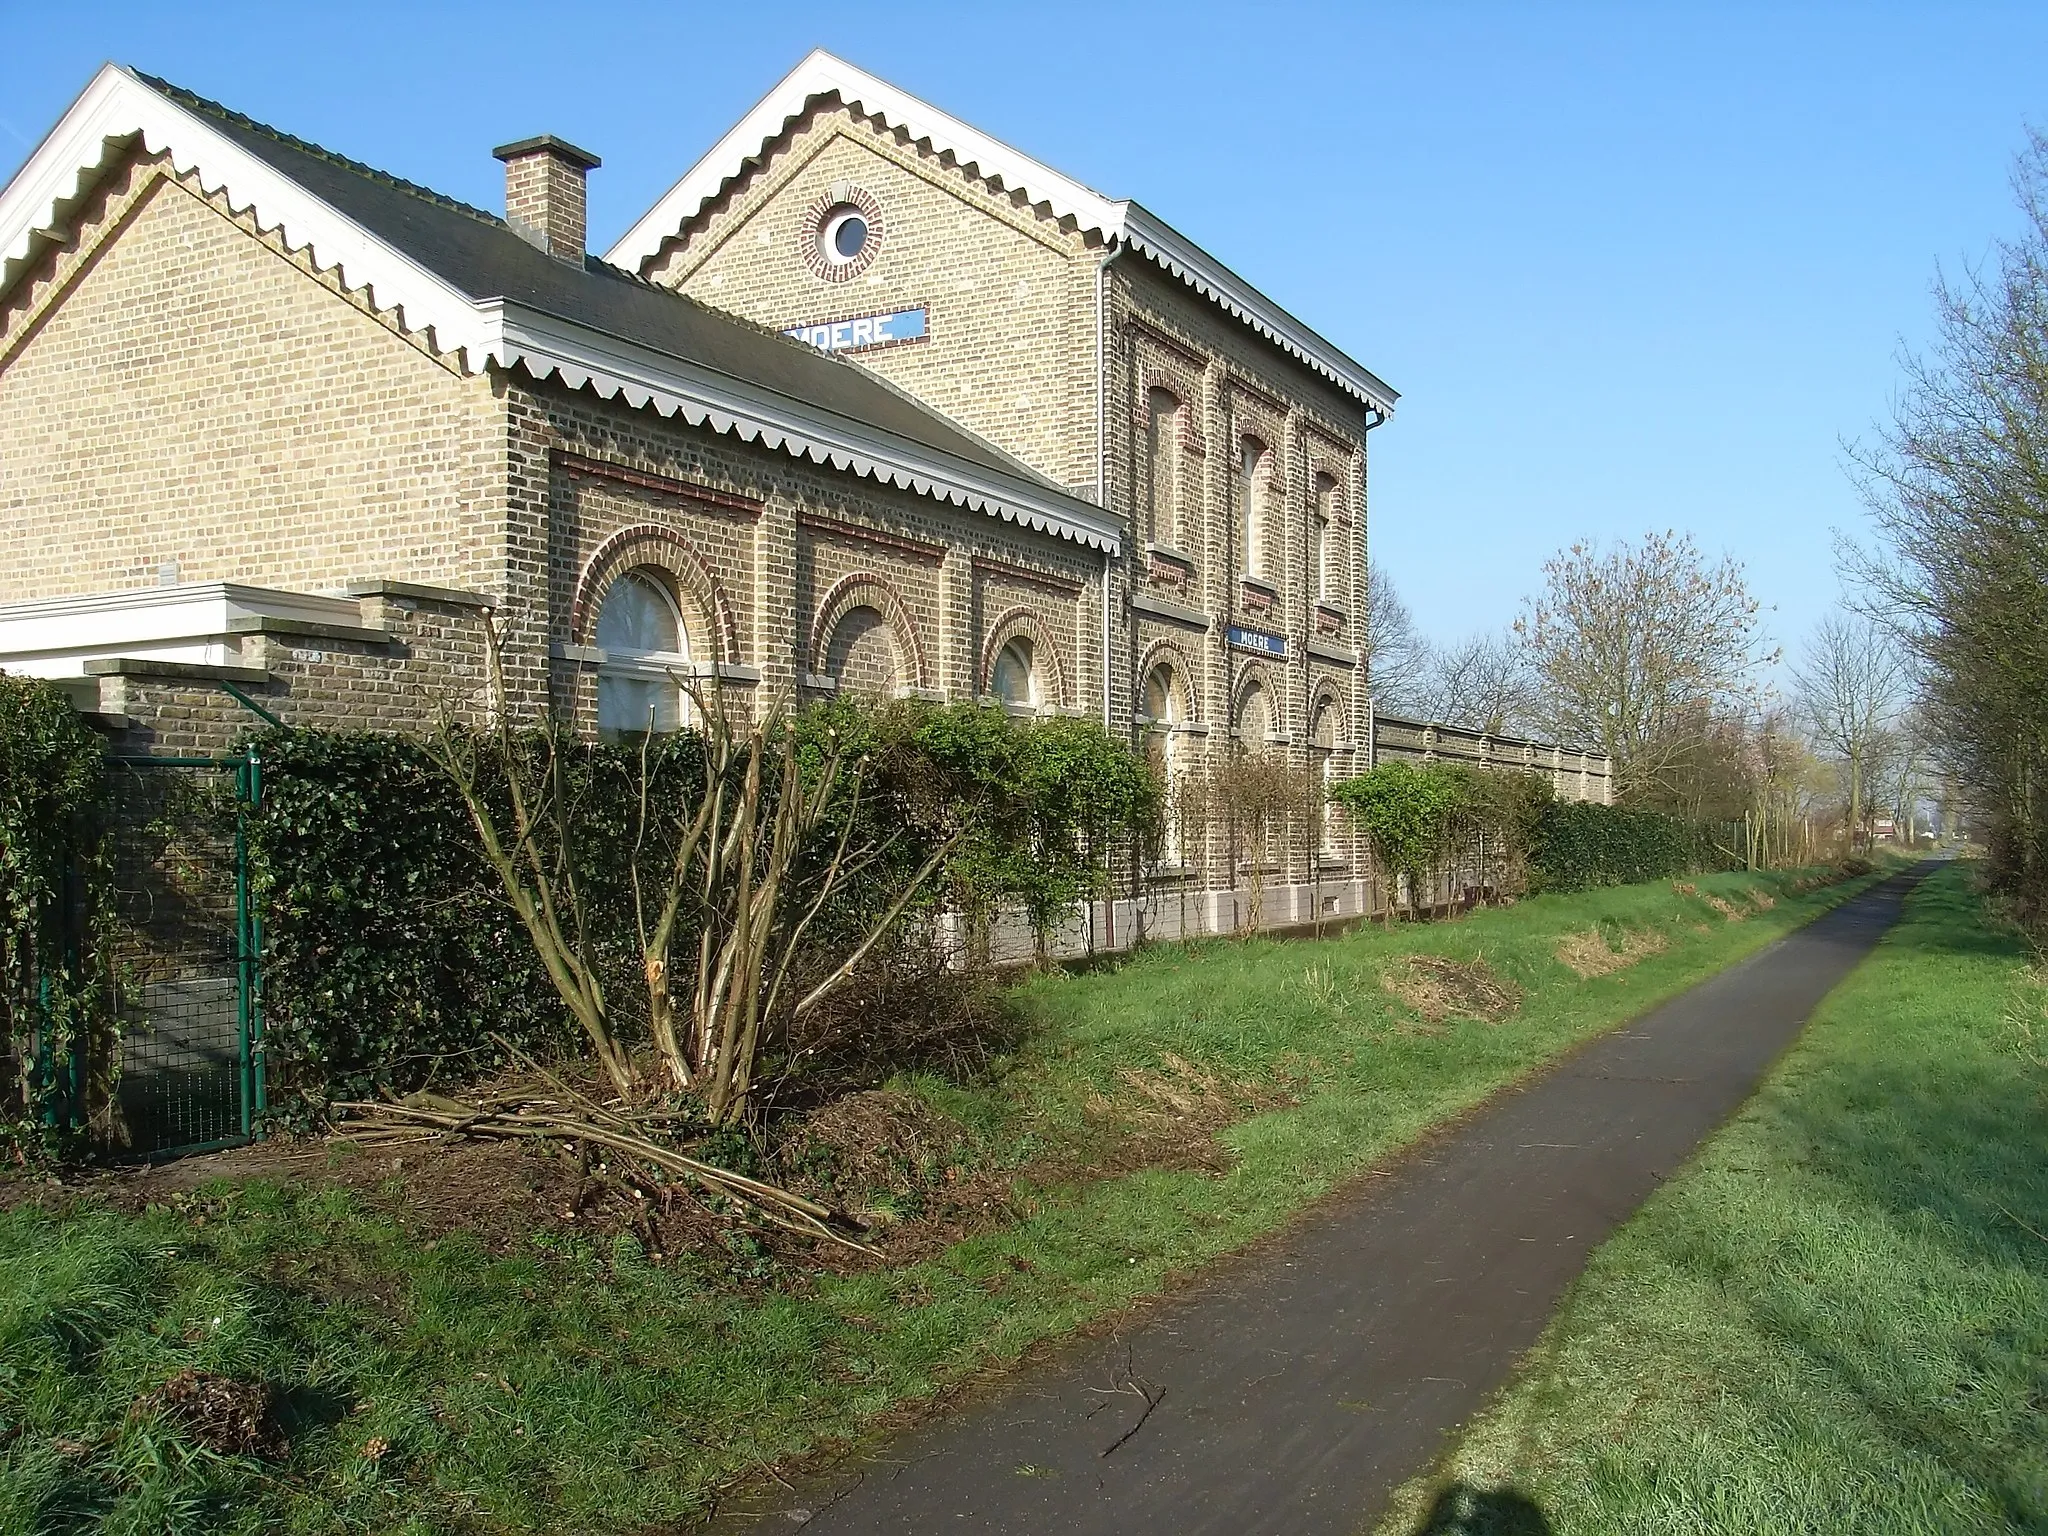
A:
[[1381, 955, 1523, 1023], [132, 1370, 285, 1459], [783, 1089, 964, 1203], [1555, 926, 1669, 978], [1674, 882, 1746, 920], [1084, 1052, 1292, 1176]]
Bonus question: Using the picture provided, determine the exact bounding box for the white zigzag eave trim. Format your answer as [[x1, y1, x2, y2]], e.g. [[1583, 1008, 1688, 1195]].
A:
[[606, 48, 1121, 272], [0, 68, 1122, 549], [481, 301, 1123, 555], [0, 64, 493, 364], [1119, 207, 1399, 416], [603, 51, 1396, 418]]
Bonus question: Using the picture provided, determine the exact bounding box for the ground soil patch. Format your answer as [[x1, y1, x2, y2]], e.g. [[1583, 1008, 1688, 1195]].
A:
[[1381, 954, 1523, 1023], [1555, 926, 1669, 978]]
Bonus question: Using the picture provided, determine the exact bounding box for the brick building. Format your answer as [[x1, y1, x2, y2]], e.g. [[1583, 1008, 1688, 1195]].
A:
[[0, 54, 1608, 946]]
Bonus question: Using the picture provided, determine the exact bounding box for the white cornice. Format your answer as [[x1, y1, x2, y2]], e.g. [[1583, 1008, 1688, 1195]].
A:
[[1, 66, 1116, 553], [607, 49, 1118, 267], [605, 49, 1398, 414], [0, 65, 492, 361], [481, 301, 1121, 553], [1118, 206, 1398, 415]]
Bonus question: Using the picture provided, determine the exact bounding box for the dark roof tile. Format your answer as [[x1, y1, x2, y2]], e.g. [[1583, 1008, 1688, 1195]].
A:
[[136, 72, 1067, 495]]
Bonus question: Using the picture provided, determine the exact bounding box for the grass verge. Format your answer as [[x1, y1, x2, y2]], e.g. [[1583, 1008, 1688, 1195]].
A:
[[1373, 861, 2048, 1535], [0, 864, 1885, 1535]]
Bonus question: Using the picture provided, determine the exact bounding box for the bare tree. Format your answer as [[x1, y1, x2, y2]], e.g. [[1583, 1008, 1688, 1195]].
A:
[[1514, 531, 1773, 802], [1415, 632, 1533, 735], [1846, 130, 2048, 915], [1361, 562, 1431, 713], [1792, 613, 1911, 848], [429, 616, 952, 1121], [1193, 748, 1313, 934]]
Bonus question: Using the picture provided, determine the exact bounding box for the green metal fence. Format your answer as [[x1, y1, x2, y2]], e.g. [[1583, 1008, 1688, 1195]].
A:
[[100, 750, 264, 1158]]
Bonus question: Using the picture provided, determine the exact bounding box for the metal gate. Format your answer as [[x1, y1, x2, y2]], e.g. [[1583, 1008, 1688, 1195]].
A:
[[102, 751, 263, 1157]]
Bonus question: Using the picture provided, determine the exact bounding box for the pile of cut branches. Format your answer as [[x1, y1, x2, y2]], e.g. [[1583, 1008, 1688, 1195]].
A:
[[328, 1047, 875, 1252]]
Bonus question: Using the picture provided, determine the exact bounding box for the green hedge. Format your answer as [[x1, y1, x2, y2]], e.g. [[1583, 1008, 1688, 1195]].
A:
[[249, 729, 573, 1107], [248, 702, 1159, 1107], [1526, 799, 1720, 892], [1329, 759, 1736, 901], [0, 674, 110, 1149]]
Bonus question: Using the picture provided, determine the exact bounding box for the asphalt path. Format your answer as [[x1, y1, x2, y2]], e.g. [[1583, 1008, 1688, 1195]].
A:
[[770, 864, 1931, 1535]]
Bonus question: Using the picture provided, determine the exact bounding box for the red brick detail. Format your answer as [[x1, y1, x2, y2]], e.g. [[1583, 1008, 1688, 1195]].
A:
[[1147, 555, 1188, 589], [1227, 374, 1289, 414], [552, 449, 764, 516], [569, 522, 740, 661], [1125, 315, 1206, 371], [971, 554, 1084, 598], [1135, 636, 1203, 724], [981, 606, 1072, 707], [797, 510, 947, 563], [798, 183, 885, 283], [808, 571, 932, 689]]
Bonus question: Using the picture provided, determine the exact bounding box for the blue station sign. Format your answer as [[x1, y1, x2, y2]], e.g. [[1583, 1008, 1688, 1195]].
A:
[[783, 305, 928, 355], [1227, 625, 1286, 658]]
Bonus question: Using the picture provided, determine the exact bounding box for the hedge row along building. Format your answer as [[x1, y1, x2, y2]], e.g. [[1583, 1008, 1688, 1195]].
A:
[[0, 51, 1610, 945]]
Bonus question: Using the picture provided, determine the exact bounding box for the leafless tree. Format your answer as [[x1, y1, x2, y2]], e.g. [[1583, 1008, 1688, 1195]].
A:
[[1514, 530, 1774, 802], [1792, 613, 1912, 848], [429, 615, 951, 1121], [1190, 748, 1315, 934], [1415, 632, 1533, 735], [1361, 562, 1431, 713], [1846, 129, 2048, 915]]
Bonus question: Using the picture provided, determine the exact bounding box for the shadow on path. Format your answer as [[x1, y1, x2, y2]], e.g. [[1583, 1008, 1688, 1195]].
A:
[[752, 865, 1933, 1536], [1414, 1483, 1552, 1536]]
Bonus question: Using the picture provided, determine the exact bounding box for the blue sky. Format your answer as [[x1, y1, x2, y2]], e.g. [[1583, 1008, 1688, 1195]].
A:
[[6, 2, 2044, 670]]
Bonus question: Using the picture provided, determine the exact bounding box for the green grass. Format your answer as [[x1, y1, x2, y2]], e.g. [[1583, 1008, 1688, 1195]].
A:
[[1374, 862, 2048, 1536], [0, 865, 1882, 1535]]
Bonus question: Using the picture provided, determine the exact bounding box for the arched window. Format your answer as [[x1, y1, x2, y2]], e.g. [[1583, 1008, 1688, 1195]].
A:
[[991, 636, 1039, 709], [595, 569, 687, 736], [1314, 472, 1339, 602], [1312, 697, 1342, 855], [1143, 661, 1186, 862], [1237, 680, 1272, 744], [825, 604, 899, 696], [1239, 437, 1268, 579], [1146, 389, 1180, 548]]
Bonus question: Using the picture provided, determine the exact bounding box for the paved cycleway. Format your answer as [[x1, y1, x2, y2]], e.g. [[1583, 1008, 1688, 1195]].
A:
[[773, 865, 1932, 1535]]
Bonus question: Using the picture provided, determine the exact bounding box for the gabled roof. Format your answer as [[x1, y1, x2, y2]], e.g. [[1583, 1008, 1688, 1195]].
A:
[[607, 49, 1398, 416], [0, 66, 1120, 553]]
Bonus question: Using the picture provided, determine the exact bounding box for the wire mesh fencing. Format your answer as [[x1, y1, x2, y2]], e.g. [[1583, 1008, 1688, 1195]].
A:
[[101, 754, 261, 1157]]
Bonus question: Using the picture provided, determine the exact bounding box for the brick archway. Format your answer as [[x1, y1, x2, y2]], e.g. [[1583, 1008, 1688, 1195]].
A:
[[569, 523, 739, 663]]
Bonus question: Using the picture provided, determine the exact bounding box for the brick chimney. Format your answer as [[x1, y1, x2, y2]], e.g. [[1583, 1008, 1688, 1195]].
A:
[[492, 135, 601, 263]]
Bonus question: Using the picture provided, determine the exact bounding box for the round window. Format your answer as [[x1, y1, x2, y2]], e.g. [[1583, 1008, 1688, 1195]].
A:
[[803, 188, 883, 280], [819, 204, 870, 266]]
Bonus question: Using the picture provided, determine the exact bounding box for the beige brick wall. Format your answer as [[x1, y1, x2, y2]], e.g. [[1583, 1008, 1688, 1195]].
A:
[[91, 590, 495, 757], [643, 106, 1100, 492], [528, 372, 1104, 730], [1099, 257, 1376, 887], [627, 98, 1389, 891], [0, 154, 503, 605]]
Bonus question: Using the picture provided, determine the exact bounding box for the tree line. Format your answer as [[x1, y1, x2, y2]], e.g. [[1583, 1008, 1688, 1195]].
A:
[[1363, 514, 1947, 855]]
